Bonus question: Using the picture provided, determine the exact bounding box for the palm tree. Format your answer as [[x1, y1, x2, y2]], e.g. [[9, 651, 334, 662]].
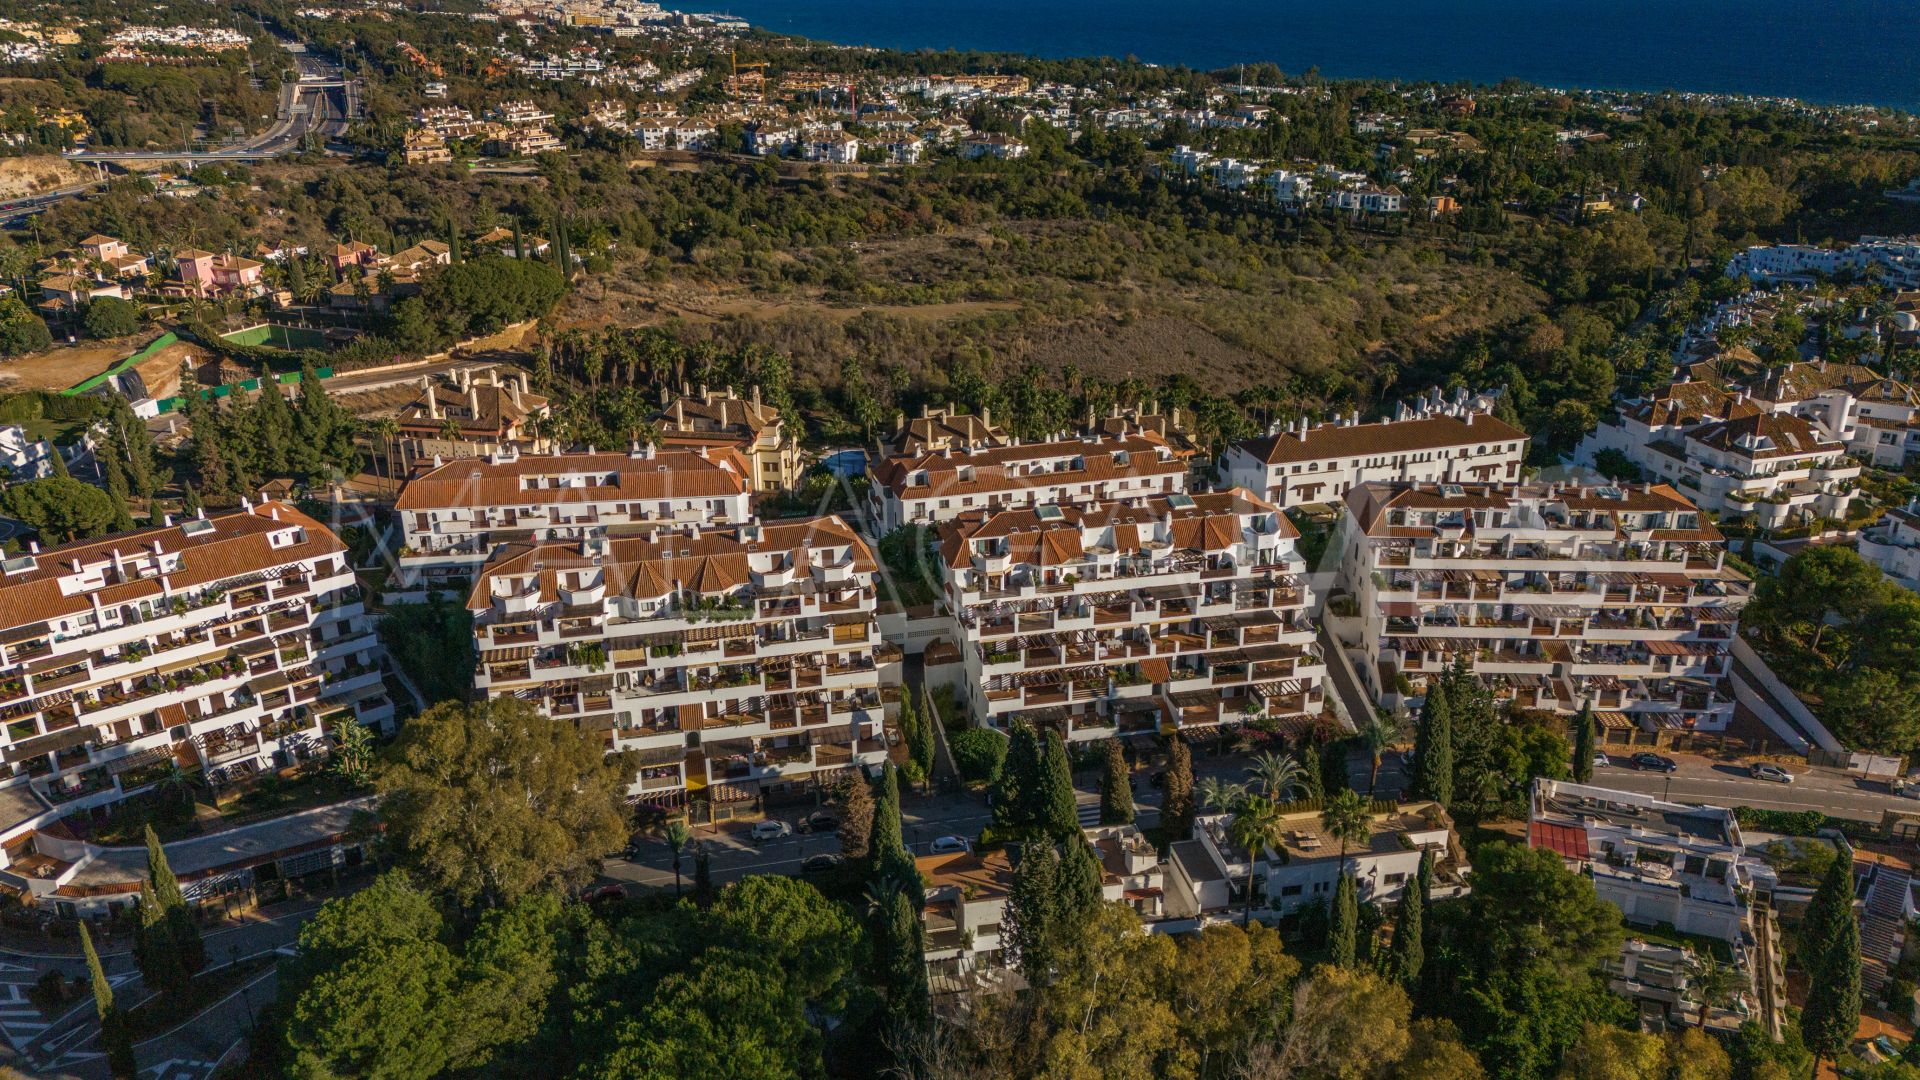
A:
[[663, 821, 691, 898], [1320, 788, 1372, 873], [1246, 751, 1303, 802], [1358, 708, 1403, 795], [1226, 795, 1286, 920], [1197, 776, 1248, 815]]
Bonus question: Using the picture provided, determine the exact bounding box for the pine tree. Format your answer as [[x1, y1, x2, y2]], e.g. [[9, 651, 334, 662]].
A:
[[1389, 851, 1426, 987], [181, 483, 201, 516], [1005, 838, 1061, 980], [993, 724, 1041, 835], [1411, 684, 1454, 807], [145, 825, 204, 975], [1098, 739, 1134, 825], [1330, 870, 1358, 969], [82, 923, 135, 1080], [1162, 735, 1195, 840], [1803, 855, 1862, 1071], [255, 378, 293, 476], [101, 454, 134, 533], [1035, 731, 1078, 839], [1572, 703, 1597, 784]]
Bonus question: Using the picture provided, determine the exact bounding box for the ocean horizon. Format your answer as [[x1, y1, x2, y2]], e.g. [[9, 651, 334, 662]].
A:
[[710, 0, 1920, 111]]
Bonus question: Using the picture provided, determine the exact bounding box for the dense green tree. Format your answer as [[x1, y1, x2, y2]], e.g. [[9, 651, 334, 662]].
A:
[[0, 296, 50, 356], [951, 727, 1008, 785], [1005, 837, 1062, 981], [1036, 730, 1079, 839], [1571, 704, 1597, 784], [1162, 735, 1195, 841], [1098, 739, 1134, 825], [81, 296, 140, 339], [3, 476, 117, 542], [1412, 683, 1454, 806], [82, 922, 135, 1079], [867, 762, 916, 897], [1330, 870, 1359, 969], [1802, 855, 1862, 1072], [377, 697, 630, 909], [145, 825, 203, 976], [1389, 851, 1427, 988], [836, 771, 874, 861], [992, 723, 1042, 835]]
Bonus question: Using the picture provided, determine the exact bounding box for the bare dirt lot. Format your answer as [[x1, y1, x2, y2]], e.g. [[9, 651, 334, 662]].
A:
[[0, 156, 95, 200], [0, 334, 203, 394]]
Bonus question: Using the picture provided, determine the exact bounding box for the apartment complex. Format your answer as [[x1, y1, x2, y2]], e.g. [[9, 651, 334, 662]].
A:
[[1180, 800, 1469, 917], [391, 446, 754, 595], [1341, 481, 1751, 733], [869, 433, 1191, 532], [1220, 394, 1527, 509], [652, 385, 802, 493], [1530, 780, 1775, 944], [1860, 502, 1920, 593], [392, 369, 552, 462], [939, 490, 1325, 742], [464, 515, 894, 808], [0, 504, 387, 827]]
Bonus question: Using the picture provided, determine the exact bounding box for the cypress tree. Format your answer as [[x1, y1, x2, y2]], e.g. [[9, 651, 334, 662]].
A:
[[1411, 685, 1454, 808], [1803, 854, 1862, 1071], [132, 880, 179, 994], [1572, 703, 1597, 784], [868, 765, 919, 903], [1098, 739, 1134, 825], [145, 825, 204, 975], [1330, 870, 1358, 969], [993, 724, 1041, 835], [1035, 731, 1078, 840], [82, 923, 135, 1080], [180, 483, 201, 516], [880, 882, 929, 1035], [1300, 744, 1326, 803], [447, 218, 461, 264], [1056, 835, 1103, 917], [101, 454, 134, 533], [1389, 851, 1427, 987], [511, 220, 525, 260], [691, 845, 713, 910], [48, 443, 69, 478], [1005, 838, 1061, 980], [1162, 735, 1195, 841]]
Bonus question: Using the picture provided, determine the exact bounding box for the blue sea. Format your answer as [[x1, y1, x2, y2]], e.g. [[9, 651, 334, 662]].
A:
[[710, 0, 1920, 111]]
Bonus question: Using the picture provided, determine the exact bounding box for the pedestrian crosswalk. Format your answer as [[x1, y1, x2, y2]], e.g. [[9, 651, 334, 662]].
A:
[[1076, 800, 1102, 827], [143, 1057, 220, 1080], [0, 961, 50, 1054]]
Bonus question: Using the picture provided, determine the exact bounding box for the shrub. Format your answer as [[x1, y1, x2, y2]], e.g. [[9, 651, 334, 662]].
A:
[[81, 296, 140, 339], [950, 728, 1008, 785]]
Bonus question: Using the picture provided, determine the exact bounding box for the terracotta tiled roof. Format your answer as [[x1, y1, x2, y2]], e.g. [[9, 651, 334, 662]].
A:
[[394, 450, 747, 511], [1232, 413, 1525, 467], [0, 503, 345, 633], [465, 514, 874, 609], [1686, 412, 1841, 459], [875, 435, 1185, 500], [1344, 481, 1717, 541], [395, 382, 550, 437], [938, 489, 1283, 569]]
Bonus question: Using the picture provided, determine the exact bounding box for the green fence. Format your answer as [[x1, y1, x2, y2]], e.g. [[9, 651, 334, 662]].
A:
[[220, 324, 331, 350], [153, 367, 333, 415], [62, 332, 179, 397]]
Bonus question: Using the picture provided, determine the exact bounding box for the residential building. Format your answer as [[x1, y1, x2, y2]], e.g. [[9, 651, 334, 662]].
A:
[[1340, 481, 1751, 732], [1665, 412, 1858, 529], [76, 235, 148, 279], [174, 250, 266, 299], [1530, 779, 1775, 944], [869, 433, 1191, 532], [882, 405, 1010, 457], [0, 426, 53, 479], [1725, 238, 1920, 289], [939, 490, 1326, 741], [464, 515, 893, 809], [36, 275, 126, 314], [1220, 392, 1526, 509], [961, 133, 1027, 160], [391, 369, 552, 464], [1182, 799, 1469, 915], [0, 503, 389, 826], [652, 384, 802, 493], [328, 241, 380, 276], [803, 128, 860, 164], [474, 226, 550, 258], [391, 445, 754, 594], [401, 130, 452, 165], [1860, 502, 1920, 593], [484, 127, 563, 157]]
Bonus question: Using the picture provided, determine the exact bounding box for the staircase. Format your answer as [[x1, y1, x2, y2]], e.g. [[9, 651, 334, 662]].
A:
[[1859, 863, 1911, 996]]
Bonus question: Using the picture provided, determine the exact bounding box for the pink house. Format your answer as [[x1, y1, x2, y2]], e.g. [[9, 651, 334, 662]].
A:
[[176, 249, 266, 298]]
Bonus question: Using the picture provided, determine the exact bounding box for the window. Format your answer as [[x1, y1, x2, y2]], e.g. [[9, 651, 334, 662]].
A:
[[1384, 872, 1406, 886], [1280, 884, 1303, 897]]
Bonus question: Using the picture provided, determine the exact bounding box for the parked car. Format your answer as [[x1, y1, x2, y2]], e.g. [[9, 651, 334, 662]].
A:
[[1751, 763, 1795, 784], [800, 853, 843, 875], [582, 883, 628, 903], [928, 835, 972, 855], [1591, 751, 1611, 769], [1630, 752, 1678, 773], [798, 811, 840, 834], [751, 820, 794, 842], [1149, 770, 1167, 789]]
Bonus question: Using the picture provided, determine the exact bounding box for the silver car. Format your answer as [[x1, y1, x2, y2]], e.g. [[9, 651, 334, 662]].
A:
[[1750, 763, 1794, 784]]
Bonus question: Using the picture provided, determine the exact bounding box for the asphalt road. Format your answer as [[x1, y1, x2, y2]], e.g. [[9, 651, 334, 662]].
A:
[[1590, 753, 1913, 822]]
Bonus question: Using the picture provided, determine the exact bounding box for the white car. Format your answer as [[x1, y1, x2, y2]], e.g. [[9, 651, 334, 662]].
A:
[[928, 835, 972, 855], [1751, 763, 1795, 784], [751, 820, 793, 841], [1592, 751, 1611, 769]]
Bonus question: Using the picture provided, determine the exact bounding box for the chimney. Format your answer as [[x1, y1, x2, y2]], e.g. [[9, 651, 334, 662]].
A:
[[673, 400, 684, 426], [424, 376, 440, 419], [980, 406, 992, 431], [507, 375, 522, 408], [699, 384, 708, 399], [468, 385, 480, 419], [1466, 411, 1475, 426], [752, 384, 762, 407], [457, 368, 470, 391]]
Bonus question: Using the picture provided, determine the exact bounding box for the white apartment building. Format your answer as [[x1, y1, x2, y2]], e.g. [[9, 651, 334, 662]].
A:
[[1220, 395, 1527, 509], [804, 128, 860, 164], [0, 503, 388, 826], [1341, 481, 1751, 733], [1859, 503, 1920, 593], [1668, 412, 1858, 529], [1530, 779, 1775, 944], [1726, 237, 1920, 289], [1745, 362, 1920, 469], [867, 433, 1191, 532], [465, 516, 893, 810], [961, 133, 1027, 160], [1181, 800, 1469, 916], [1266, 169, 1314, 206], [392, 447, 754, 595], [939, 491, 1325, 742]]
